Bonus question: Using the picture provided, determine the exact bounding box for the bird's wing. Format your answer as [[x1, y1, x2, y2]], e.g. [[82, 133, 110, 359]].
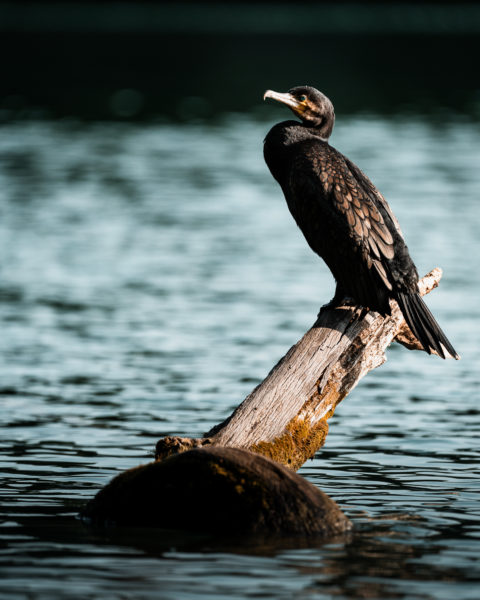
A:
[[343, 156, 404, 237], [327, 154, 395, 258], [288, 144, 397, 291]]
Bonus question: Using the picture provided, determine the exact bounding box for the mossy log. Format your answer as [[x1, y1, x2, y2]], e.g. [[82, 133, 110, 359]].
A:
[[84, 269, 448, 537], [156, 269, 447, 471], [82, 447, 352, 538]]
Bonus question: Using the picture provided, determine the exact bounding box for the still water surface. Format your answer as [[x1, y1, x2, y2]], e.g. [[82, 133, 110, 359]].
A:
[[1, 113, 479, 599]]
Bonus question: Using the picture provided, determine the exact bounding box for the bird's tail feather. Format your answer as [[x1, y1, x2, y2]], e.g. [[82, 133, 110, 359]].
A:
[[396, 292, 459, 360]]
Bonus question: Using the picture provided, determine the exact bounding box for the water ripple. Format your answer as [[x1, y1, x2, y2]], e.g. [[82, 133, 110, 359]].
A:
[[0, 116, 479, 599]]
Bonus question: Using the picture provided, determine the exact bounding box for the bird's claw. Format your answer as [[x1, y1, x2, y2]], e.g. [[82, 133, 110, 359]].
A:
[[317, 295, 357, 317]]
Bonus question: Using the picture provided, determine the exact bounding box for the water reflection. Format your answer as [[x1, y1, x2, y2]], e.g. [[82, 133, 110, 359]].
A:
[[4, 510, 479, 599], [0, 114, 479, 598]]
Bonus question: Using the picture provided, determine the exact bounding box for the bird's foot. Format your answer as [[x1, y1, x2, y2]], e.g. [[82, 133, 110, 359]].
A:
[[317, 295, 356, 318], [338, 295, 357, 307]]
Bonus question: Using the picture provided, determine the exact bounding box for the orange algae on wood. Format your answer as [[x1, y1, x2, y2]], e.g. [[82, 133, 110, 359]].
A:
[[155, 269, 448, 471]]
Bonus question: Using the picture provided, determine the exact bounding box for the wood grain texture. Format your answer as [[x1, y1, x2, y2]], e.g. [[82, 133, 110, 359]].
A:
[[155, 269, 446, 470]]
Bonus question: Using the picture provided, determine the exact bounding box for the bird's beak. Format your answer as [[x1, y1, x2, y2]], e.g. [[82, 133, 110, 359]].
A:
[[263, 90, 303, 113]]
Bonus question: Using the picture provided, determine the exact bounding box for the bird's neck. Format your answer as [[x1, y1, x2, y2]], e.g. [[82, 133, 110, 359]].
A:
[[264, 120, 329, 185], [271, 120, 329, 143]]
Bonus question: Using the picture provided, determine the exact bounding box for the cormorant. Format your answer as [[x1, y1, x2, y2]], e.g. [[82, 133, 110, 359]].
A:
[[263, 86, 458, 359]]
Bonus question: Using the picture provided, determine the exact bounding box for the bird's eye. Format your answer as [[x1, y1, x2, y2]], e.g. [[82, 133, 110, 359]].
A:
[[299, 95, 307, 102]]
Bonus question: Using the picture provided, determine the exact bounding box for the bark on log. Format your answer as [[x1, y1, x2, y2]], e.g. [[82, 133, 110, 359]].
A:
[[82, 447, 352, 538], [156, 269, 448, 471]]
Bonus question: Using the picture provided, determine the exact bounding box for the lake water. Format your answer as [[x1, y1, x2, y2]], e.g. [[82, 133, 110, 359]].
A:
[[1, 113, 479, 599]]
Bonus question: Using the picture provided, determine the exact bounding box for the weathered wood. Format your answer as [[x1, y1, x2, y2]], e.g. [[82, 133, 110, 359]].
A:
[[156, 269, 450, 470], [84, 268, 452, 537]]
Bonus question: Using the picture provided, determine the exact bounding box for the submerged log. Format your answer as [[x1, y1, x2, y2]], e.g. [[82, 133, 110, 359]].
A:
[[82, 446, 352, 537], [84, 269, 448, 536], [156, 269, 447, 471]]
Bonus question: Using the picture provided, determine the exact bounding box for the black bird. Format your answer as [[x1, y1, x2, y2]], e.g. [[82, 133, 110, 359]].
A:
[[263, 85, 458, 359]]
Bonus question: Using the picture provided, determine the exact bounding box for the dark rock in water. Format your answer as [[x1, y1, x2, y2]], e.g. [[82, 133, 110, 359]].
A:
[[81, 446, 351, 537]]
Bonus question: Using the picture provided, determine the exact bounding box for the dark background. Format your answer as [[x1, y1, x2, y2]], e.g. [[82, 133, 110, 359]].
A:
[[2, 1, 480, 121], [2, 5, 480, 598]]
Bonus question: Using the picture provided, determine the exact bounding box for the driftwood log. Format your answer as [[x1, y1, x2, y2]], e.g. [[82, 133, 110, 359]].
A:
[[82, 446, 351, 537], [156, 268, 449, 471], [83, 269, 450, 537]]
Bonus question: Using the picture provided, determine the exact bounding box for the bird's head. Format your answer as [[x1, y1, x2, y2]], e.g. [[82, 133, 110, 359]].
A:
[[263, 86, 335, 139]]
